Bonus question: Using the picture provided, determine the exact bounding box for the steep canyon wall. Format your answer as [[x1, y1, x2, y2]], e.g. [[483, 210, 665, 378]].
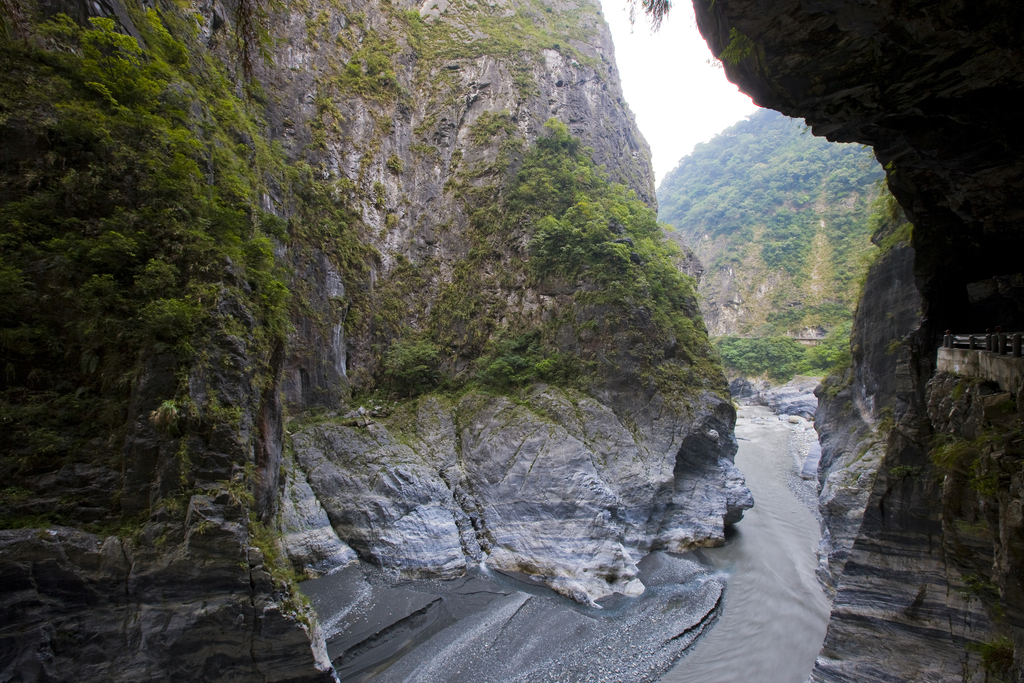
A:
[[0, 0, 748, 679], [689, 0, 1024, 679]]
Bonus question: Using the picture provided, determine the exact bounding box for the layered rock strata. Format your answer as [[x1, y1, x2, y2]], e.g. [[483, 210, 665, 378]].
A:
[[811, 373, 1005, 682], [0, 520, 335, 682], [813, 239, 922, 596], [286, 387, 749, 606], [688, 0, 1024, 678]]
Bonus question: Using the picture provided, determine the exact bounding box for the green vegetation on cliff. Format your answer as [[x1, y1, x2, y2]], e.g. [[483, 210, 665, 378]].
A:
[[0, 0, 717, 540], [0, 0, 730, 676], [657, 108, 884, 383], [712, 183, 907, 384], [0, 9, 373, 529], [658, 108, 883, 339], [714, 323, 851, 381], [386, 119, 723, 400], [0, 13, 278, 483]]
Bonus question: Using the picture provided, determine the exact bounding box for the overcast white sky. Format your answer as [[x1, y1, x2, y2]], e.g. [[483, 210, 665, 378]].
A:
[[599, 0, 759, 186]]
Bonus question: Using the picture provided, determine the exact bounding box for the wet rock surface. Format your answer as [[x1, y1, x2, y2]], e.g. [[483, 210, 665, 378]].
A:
[[302, 552, 723, 683]]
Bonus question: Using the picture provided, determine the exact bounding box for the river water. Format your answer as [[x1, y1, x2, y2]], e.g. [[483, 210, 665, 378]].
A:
[[304, 405, 831, 682], [661, 405, 831, 683]]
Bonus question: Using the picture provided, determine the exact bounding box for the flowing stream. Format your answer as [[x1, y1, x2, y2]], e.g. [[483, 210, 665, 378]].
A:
[[304, 404, 831, 682], [661, 405, 831, 683]]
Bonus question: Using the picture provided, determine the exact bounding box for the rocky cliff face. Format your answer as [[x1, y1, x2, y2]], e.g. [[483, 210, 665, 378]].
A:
[[0, 0, 747, 678], [813, 231, 921, 597], [263, 0, 751, 609], [286, 386, 749, 607], [688, 0, 1024, 678]]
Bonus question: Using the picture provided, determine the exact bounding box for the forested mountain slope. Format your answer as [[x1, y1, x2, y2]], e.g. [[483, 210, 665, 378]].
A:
[[657, 109, 883, 341]]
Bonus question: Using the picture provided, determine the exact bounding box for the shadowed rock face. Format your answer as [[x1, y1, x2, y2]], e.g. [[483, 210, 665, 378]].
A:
[[689, 0, 1024, 678], [813, 240, 921, 596], [0, 524, 336, 683]]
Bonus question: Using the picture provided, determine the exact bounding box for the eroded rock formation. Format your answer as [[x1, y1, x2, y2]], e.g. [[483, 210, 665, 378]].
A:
[[813, 228, 921, 597], [287, 387, 747, 606]]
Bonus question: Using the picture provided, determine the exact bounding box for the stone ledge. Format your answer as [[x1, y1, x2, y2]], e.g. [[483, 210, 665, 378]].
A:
[[936, 347, 1024, 393]]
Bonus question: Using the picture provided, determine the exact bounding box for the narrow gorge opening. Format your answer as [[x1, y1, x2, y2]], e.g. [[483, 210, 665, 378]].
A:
[[2, 0, 1023, 681]]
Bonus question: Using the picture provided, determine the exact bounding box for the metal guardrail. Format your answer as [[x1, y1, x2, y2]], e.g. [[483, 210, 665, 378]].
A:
[[942, 328, 1023, 357]]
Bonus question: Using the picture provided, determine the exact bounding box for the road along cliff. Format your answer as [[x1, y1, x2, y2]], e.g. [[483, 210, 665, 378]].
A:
[[687, 0, 1024, 679]]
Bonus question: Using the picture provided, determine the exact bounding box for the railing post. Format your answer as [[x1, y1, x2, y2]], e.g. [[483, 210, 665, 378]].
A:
[[969, 335, 977, 350], [944, 330, 951, 348], [1014, 333, 1022, 358], [986, 334, 993, 352]]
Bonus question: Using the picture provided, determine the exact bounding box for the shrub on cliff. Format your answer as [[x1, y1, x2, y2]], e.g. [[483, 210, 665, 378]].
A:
[[805, 322, 852, 374], [715, 335, 807, 381], [433, 118, 724, 400], [382, 335, 441, 398]]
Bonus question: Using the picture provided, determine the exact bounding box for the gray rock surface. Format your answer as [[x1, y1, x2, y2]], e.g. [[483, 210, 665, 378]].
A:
[[808, 243, 1005, 682], [287, 385, 751, 607], [813, 242, 921, 596], [281, 459, 360, 577], [293, 420, 468, 579], [761, 376, 820, 419], [0, 518, 336, 683], [810, 373, 997, 682], [730, 375, 819, 419], [728, 376, 771, 402]]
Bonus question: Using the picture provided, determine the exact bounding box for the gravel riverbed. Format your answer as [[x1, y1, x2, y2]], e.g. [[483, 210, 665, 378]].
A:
[[303, 405, 827, 683]]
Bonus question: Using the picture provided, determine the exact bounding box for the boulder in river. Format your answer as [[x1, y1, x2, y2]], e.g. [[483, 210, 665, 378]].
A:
[[730, 376, 820, 419]]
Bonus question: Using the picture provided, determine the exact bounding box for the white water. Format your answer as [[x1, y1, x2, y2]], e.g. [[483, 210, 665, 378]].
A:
[[661, 406, 831, 683]]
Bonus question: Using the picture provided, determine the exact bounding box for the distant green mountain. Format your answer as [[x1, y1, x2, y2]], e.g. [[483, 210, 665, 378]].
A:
[[658, 108, 884, 341]]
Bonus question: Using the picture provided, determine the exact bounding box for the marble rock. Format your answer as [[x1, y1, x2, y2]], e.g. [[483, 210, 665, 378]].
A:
[[291, 423, 467, 578], [280, 463, 359, 577], [286, 385, 751, 606], [762, 376, 820, 419]]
